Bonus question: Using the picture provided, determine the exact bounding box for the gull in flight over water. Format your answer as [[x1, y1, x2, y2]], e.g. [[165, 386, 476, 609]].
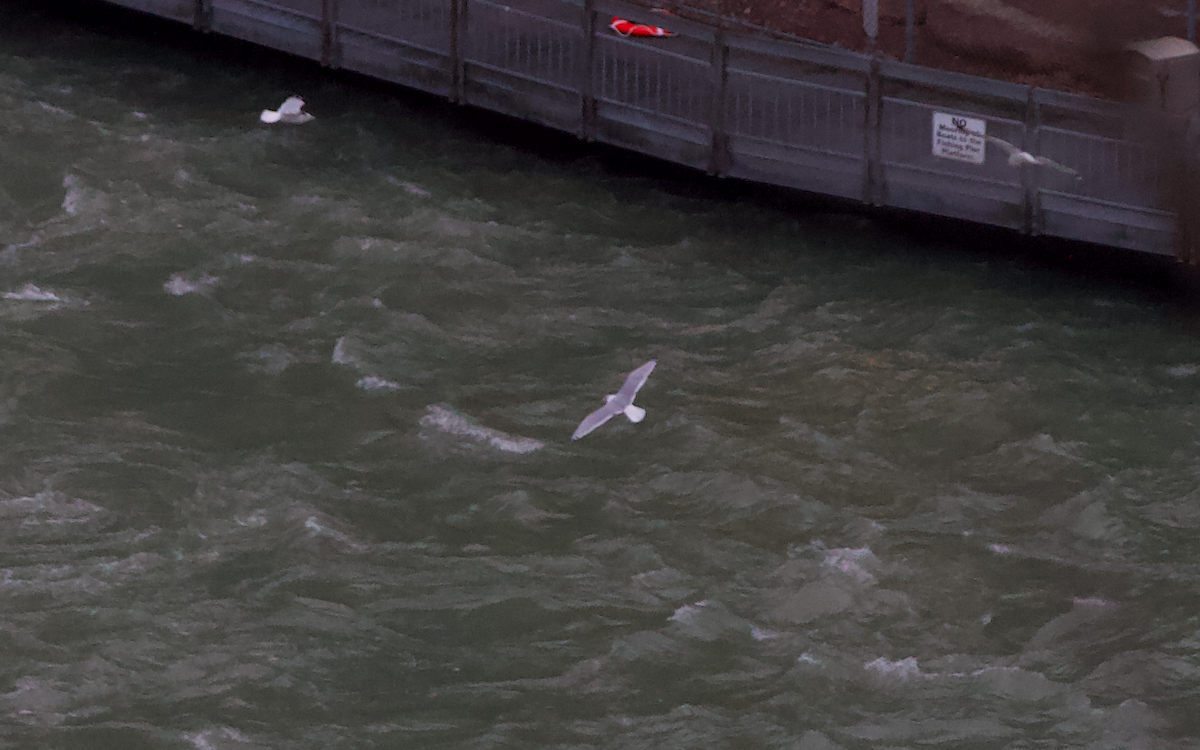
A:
[[963, 127, 1080, 179], [572, 360, 656, 440], [260, 96, 314, 124]]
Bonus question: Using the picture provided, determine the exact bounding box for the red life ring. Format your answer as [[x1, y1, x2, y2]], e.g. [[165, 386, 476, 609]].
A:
[[609, 16, 677, 37]]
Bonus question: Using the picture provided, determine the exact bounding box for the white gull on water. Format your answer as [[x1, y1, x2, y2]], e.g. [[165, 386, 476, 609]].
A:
[[259, 96, 313, 124], [571, 359, 657, 440]]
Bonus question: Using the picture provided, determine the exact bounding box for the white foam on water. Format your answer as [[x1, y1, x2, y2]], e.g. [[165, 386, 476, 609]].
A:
[[3, 283, 61, 302], [386, 176, 431, 197], [356, 376, 400, 391], [61, 182, 79, 215], [1071, 596, 1117, 610], [331, 336, 357, 366], [864, 656, 924, 680], [0, 492, 105, 537], [60, 174, 97, 216], [184, 727, 258, 750], [668, 599, 711, 623], [1020, 432, 1087, 460], [0, 283, 90, 320], [239, 344, 298, 375], [419, 405, 543, 454], [34, 100, 74, 120], [666, 599, 760, 642], [822, 547, 878, 584], [298, 510, 367, 551], [164, 273, 219, 296]]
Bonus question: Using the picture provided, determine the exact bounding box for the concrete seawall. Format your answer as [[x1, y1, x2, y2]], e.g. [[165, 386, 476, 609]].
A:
[[103, 0, 1183, 258]]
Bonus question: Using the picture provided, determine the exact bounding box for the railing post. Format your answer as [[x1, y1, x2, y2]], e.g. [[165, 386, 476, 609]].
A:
[[708, 27, 731, 175], [321, 0, 339, 68], [1173, 115, 1199, 264], [904, 0, 915, 63], [450, 0, 468, 104], [579, 0, 597, 141], [193, 0, 210, 32], [1024, 86, 1041, 235], [863, 56, 883, 206], [863, 0, 878, 54]]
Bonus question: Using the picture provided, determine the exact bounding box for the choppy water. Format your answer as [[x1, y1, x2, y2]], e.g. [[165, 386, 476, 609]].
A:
[[4, 3, 1200, 748]]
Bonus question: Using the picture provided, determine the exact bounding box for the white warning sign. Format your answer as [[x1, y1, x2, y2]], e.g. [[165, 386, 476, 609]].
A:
[[932, 112, 986, 164]]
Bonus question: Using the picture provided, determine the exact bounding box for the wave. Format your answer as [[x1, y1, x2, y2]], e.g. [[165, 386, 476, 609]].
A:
[[164, 272, 219, 296], [4, 283, 61, 302], [419, 405, 544, 454]]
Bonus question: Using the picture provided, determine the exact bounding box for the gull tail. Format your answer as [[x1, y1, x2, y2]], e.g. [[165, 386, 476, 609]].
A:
[[624, 404, 646, 423]]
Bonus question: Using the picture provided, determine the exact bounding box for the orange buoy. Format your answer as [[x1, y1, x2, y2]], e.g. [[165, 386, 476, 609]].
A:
[[609, 16, 677, 37]]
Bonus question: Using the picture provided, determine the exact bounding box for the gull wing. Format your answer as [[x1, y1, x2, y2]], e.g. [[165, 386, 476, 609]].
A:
[[611, 359, 657, 409], [278, 96, 306, 116], [966, 131, 1075, 176], [1032, 156, 1081, 178], [984, 135, 1022, 157], [572, 402, 622, 440]]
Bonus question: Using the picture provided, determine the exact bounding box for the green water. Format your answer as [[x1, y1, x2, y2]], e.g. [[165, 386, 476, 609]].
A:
[[2, 2, 1199, 748]]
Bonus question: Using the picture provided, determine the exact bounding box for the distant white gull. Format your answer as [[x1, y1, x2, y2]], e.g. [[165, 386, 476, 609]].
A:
[[260, 96, 313, 124], [572, 359, 656, 440], [969, 130, 1081, 179]]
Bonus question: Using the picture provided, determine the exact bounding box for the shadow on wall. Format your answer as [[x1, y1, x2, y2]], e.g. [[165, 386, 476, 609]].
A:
[[1116, 33, 1200, 266], [1152, 114, 1200, 267]]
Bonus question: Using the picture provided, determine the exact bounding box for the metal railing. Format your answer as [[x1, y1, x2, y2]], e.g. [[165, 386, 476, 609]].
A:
[[106, 0, 1183, 257]]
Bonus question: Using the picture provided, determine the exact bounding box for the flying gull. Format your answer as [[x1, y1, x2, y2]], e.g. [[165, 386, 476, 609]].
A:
[[571, 360, 657, 440], [260, 96, 314, 124], [965, 129, 1080, 179]]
